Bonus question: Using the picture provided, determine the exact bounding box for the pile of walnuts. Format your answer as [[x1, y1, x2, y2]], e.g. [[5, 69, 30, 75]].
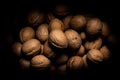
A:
[[12, 4, 113, 75]]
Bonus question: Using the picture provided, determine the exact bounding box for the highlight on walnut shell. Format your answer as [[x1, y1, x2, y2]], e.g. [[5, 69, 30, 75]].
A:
[[21, 39, 41, 56], [84, 37, 102, 50], [49, 18, 64, 31], [65, 29, 82, 50], [87, 49, 104, 64], [100, 45, 111, 61], [36, 24, 49, 43], [67, 56, 84, 71], [30, 55, 51, 70], [19, 27, 35, 43], [49, 29, 68, 48]]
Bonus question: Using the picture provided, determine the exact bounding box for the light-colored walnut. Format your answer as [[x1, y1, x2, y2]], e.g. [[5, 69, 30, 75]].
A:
[[100, 45, 111, 60], [30, 55, 51, 70], [76, 45, 85, 57], [49, 18, 64, 31], [65, 29, 82, 49], [19, 27, 35, 43], [67, 56, 84, 70], [49, 29, 68, 48], [87, 49, 104, 64], [22, 39, 41, 56], [36, 24, 49, 43], [80, 32, 86, 41], [84, 38, 102, 50]]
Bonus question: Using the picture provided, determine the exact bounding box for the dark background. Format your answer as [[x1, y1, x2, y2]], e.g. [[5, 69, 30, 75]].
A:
[[1, 0, 119, 80]]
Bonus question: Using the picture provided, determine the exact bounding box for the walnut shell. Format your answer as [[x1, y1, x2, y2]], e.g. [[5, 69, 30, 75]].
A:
[[22, 39, 41, 56], [19, 58, 30, 70], [65, 29, 82, 49], [36, 24, 49, 43], [63, 15, 72, 30], [46, 12, 55, 23], [86, 18, 102, 35], [31, 55, 51, 70], [76, 45, 85, 57], [49, 18, 64, 31], [100, 45, 111, 60], [70, 15, 86, 30], [56, 54, 68, 64], [43, 40, 56, 58], [84, 38, 102, 50], [53, 4, 70, 16], [102, 22, 110, 37], [87, 49, 104, 64], [57, 64, 67, 75], [80, 32, 86, 41], [12, 42, 22, 57], [19, 27, 35, 43], [27, 10, 44, 27], [67, 56, 84, 70], [82, 55, 89, 69], [49, 30, 68, 48]]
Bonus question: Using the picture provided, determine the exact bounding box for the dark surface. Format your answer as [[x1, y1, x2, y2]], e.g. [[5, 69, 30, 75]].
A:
[[1, 0, 119, 80]]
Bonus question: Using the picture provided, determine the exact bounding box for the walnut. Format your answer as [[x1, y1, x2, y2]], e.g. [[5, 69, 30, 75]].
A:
[[19, 27, 35, 43], [86, 18, 102, 35], [67, 56, 84, 70], [87, 49, 104, 64], [49, 18, 64, 31], [84, 38, 102, 50], [12, 42, 22, 57], [49, 29, 68, 48], [22, 39, 41, 56], [65, 29, 82, 50], [30, 55, 51, 70], [70, 15, 86, 31], [36, 24, 49, 43]]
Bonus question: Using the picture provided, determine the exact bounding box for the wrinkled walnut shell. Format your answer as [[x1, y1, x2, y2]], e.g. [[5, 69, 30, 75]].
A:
[[36, 24, 49, 43], [67, 56, 84, 70], [49, 30, 68, 48], [65, 29, 82, 49], [27, 10, 44, 27], [87, 49, 104, 64], [86, 18, 102, 35], [31, 55, 51, 70], [22, 39, 41, 56], [19, 27, 35, 43], [49, 18, 64, 31], [70, 15, 86, 30]]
